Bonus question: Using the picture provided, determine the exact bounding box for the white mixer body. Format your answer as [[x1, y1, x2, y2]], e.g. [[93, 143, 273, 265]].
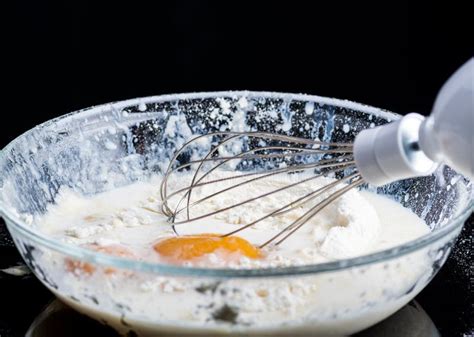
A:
[[354, 58, 474, 186], [419, 57, 474, 179]]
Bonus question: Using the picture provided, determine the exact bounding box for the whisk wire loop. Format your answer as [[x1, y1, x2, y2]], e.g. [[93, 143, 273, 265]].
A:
[[160, 132, 361, 246]]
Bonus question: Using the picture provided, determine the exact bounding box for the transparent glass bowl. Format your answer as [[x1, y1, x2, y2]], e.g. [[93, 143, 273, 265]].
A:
[[0, 92, 472, 336]]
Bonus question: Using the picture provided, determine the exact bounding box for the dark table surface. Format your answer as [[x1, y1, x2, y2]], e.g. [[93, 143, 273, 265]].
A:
[[0, 215, 472, 337]]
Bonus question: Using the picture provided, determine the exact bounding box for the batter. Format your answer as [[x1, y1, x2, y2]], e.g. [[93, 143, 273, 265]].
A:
[[34, 171, 431, 335]]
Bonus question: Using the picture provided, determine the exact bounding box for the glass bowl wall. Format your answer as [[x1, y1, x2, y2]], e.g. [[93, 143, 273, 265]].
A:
[[0, 92, 471, 336]]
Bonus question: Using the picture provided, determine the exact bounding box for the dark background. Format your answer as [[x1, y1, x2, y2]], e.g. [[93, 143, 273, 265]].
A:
[[2, 1, 473, 336]]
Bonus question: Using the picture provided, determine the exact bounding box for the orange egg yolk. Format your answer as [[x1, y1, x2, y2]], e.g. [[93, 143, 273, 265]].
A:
[[153, 234, 262, 263], [66, 244, 135, 275]]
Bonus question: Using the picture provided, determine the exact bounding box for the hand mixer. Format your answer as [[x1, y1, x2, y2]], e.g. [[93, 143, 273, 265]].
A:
[[160, 59, 473, 247]]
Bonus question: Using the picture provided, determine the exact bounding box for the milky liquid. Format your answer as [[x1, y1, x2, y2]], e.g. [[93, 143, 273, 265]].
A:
[[35, 175, 431, 336]]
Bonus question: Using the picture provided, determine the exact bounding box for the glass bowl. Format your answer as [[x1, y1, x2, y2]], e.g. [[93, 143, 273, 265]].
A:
[[0, 92, 472, 336]]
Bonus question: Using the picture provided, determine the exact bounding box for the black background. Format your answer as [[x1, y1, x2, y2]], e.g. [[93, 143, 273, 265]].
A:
[[2, 1, 473, 336]]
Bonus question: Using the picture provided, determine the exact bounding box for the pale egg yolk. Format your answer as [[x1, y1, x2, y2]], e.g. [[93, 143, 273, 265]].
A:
[[66, 244, 135, 275], [153, 234, 262, 263]]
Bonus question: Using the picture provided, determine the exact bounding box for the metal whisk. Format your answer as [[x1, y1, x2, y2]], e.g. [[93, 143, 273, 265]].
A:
[[157, 59, 473, 248], [159, 132, 365, 248]]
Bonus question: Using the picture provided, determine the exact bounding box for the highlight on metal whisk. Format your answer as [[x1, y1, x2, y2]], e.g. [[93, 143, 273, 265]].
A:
[[159, 132, 365, 248]]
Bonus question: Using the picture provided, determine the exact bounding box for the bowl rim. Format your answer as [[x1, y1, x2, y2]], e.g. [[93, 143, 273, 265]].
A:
[[1, 91, 472, 278]]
